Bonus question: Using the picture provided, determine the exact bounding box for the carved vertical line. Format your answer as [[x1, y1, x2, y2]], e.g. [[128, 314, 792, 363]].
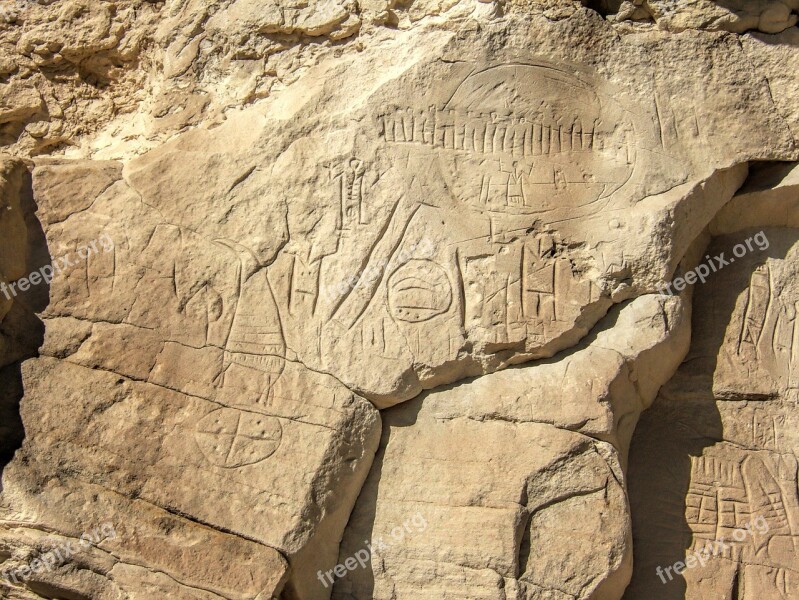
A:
[[287, 255, 296, 317], [494, 123, 505, 154], [443, 110, 455, 149], [513, 123, 524, 157], [455, 248, 466, 329], [759, 265, 775, 350], [524, 122, 532, 156], [395, 109, 406, 142], [474, 115, 485, 154], [463, 116, 473, 152], [520, 245, 527, 318], [551, 258, 557, 322], [384, 113, 395, 142], [479, 174, 488, 204], [423, 107, 434, 145], [503, 123, 514, 155], [738, 280, 754, 355], [485, 117, 496, 154], [791, 302, 799, 380]]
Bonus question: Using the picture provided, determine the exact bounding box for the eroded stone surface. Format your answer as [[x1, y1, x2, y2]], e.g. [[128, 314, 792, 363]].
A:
[[0, 2, 798, 600], [609, 0, 799, 33], [333, 294, 689, 599], [627, 226, 799, 599], [1, 332, 380, 599], [43, 40, 780, 407]]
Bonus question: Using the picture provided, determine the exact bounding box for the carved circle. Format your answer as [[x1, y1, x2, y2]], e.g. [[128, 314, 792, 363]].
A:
[[438, 63, 636, 214], [195, 408, 282, 468], [387, 259, 453, 323]]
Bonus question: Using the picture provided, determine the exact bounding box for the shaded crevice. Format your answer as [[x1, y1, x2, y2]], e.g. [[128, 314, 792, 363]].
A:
[[516, 511, 532, 578], [0, 362, 25, 486], [731, 567, 741, 599], [581, 0, 622, 18], [738, 160, 799, 194], [25, 580, 92, 600], [0, 162, 50, 488]]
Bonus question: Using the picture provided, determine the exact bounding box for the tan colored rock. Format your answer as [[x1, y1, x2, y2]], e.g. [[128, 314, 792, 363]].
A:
[[0, 156, 29, 298], [207, 0, 356, 38], [628, 217, 799, 598], [0, 0, 155, 155], [333, 293, 689, 599], [1, 2, 799, 600], [1, 351, 379, 599], [742, 29, 799, 148], [711, 162, 799, 235], [1, 485, 289, 599], [79, 37, 784, 407], [3, 149, 381, 600], [613, 0, 799, 33]]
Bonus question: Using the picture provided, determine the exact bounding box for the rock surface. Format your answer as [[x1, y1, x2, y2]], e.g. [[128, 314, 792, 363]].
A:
[[0, 1, 798, 599], [333, 293, 689, 599]]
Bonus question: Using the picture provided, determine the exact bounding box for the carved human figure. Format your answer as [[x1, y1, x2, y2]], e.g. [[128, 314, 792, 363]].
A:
[[333, 64, 617, 354]]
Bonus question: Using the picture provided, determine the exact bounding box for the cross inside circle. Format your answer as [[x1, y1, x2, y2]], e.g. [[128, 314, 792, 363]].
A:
[[194, 408, 282, 468]]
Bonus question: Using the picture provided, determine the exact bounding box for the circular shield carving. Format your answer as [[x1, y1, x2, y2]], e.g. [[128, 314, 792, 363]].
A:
[[195, 408, 282, 468], [439, 64, 635, 215], [388, 259, 453, 323]]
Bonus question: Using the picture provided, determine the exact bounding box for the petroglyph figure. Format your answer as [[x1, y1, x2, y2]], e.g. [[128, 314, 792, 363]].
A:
[[195, 408, 283, 468], [328, 157, 368, 232]]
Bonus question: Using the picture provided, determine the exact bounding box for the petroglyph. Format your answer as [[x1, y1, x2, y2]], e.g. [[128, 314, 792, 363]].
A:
[[195, 408, 283, 468], [2, 10, 799, 599]]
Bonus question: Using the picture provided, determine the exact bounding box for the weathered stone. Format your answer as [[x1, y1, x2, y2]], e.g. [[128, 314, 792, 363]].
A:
[[334, 293, 689, 599], [628, 218, 799, 597], [1, 2, 799, 599]]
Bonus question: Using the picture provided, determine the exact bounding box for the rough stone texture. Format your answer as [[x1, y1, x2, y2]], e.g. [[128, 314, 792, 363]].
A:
[[627, 251, 799, 595], [626, 170, 799, 600], [0, 1, 798, 600], [606, 0, 799, 33], [333, 293, 689, 599]]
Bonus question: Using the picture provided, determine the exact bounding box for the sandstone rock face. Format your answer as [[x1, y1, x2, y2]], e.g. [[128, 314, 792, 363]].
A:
[[0, 2, 798, 600], [333, 294, 689, 600], [607, 0, 799, 33], [627, 175, 799, 600]]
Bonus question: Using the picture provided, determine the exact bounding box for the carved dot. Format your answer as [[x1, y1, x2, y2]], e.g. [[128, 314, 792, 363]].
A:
[[195, 408, 282, 468], [388, 260, 453, 323]]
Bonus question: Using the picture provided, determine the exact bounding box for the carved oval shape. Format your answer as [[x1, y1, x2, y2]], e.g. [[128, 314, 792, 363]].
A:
[[195, 408, 282, 468], [388, 259, 453, 323]]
